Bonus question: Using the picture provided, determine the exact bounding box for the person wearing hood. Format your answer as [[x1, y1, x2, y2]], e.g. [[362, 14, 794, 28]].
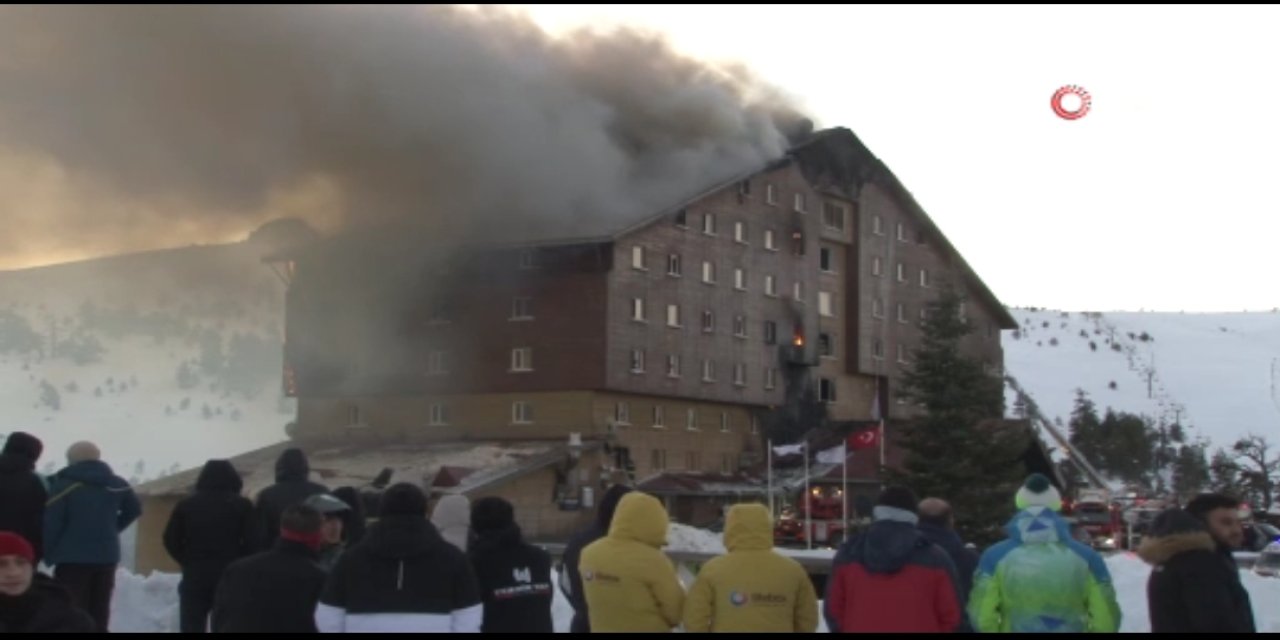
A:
[[0, 531, 96, 633], [917, 497, 980, 632], [0, 432, 48, 564], [561, 483, 631, 633], [968, 474, 1121, 633], [683, 503, 818, 633], [431, 494, 472, 553], [211, 504, 329, 633], [163, 459, 255, 633], [467, 497, 553, 633], [253, 448, 329, 552], [1137, 495, 1257, 633], [824, 486, 962, 633], [43, 441, 142, 632], [316, 483, 483, 633], [579, 492, 685, 633], [303, 493, 352, 572]]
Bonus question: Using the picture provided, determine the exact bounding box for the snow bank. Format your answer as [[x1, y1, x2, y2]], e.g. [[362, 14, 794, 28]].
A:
[[1105, 552, 1280, 633], [109, 569, 180, 633], [666, 523, 726, 553]]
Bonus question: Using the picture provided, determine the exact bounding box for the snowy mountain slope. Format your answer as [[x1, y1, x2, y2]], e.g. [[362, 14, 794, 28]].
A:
[[1003, 307, 1280, 455]]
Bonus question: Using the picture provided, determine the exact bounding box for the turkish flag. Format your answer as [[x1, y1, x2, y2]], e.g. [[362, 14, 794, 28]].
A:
[[848, 427, 880, 451]]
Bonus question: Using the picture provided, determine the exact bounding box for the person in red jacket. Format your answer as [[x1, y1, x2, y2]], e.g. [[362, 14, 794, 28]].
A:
[[824, 486, 963, 633]]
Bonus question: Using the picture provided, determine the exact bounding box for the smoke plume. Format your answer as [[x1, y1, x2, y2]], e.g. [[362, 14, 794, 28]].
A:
[[0, 5, 812, 268]]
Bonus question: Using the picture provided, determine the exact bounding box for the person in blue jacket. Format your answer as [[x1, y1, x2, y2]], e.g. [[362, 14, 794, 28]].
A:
[[43, 441, 142, 632]]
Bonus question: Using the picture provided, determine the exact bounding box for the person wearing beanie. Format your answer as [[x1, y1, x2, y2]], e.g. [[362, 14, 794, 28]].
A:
[[316, 483, 483, 633], [251, 448, 329, 552], [579, 492, 685, 633], [969, 474, 1121, 633], [211, 504, 328, 633], [162, 459, 256, 632], [825, 486, 963, 633], [431, 494, 472, 553], [683, 504, 818, 633], [0, 531, 95, 633], [561, 483, 632, 633], [0, 432, 49, 564], [466, 497, 554, 633], [43, 440, 141, 632], [1141, 499, 1255, 633]]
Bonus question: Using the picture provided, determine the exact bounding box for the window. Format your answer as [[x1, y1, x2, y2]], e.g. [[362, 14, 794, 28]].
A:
[[819, 333, 834, 358], [510, 347, 533, 372], [615, 402, 631, 425], [920, 269, 930, 288], [702, 261, 716, 284], [675, 209, 688, 227], [733, 315, 747, 338], [897, 223, 908, 242], [872, 339, 885, 360], [820, 247, 834, 272], [872, 215, 884, 235], [653, 405, 665, 427], [764, 229, 777, 250], [512, 401, 534, 424], [897, 262, 907, 282], [794, 192, 807, 213], [793, 281, 804, 302], [666, 354, 681, 378], [348, 405, 363, 426], [920, 308, 929, 324], [872, 298, 884, 318], [823, 202, 846, 230], [872, 256, 883, 277], [751, 415, 760, 434], [631, 245, 646, 270], [765, 275, 777, 297], [667, 304, 681, 328], [703, 212, 716, 235], [511, 297, 533, 320], [687, 408, 698, 431], [630, 349, 646, 373], [667, 254, 682, 277], [734, 268, 746, 291], [897, 344, 910, 364], [720, 412, 731, 432], [766, 183, 778, 205], [734, 221, 747, 244], [765, 367, 777, 390], [429, 404, 449, 426], [631, 297, 646, 322], [764, 321, 778, 345], [427, 350, 448, 375], [897, 303, 908, 324], [518, 250, 537, 269], [792, 232, 805, 256], [651, 449, 667, 471], [687, 451, 702, 471], [721, 453, 733, 474], [733, 363, 746, 387], [738, 179, 751, 196], [702, 359, 716, 382], [820, 378, 837, 403], [701, 310, 715, 333], [819, 291, 835, 317]]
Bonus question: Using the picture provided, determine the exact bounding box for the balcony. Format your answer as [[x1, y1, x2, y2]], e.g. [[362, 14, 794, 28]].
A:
[[780, 344, 818, 367]]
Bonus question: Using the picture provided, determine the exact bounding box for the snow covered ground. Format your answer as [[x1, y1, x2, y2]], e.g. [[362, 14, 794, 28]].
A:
[[1004, 308, 1280, 454]]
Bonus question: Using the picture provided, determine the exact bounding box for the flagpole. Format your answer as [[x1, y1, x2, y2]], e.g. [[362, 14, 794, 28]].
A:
[[804, 439, 812, 551], [842, 439, 849, 533], [767, 439, 774, 517]]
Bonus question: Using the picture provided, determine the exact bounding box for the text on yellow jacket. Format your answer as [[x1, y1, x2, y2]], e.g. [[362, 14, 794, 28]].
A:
[[580, 492, 685, 633]]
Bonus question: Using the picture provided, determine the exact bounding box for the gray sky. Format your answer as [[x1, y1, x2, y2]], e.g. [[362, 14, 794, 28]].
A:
[[521, 4, 1280, 313]]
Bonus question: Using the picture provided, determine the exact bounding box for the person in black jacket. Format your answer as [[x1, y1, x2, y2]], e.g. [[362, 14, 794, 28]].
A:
[[316, 483, 483, 633], [561, 483, 631, 633], [468, 497, 553, 633], [253, 448, 328, 551], [211, 504, 328, 633], [0, 531, 96, 633], [330, 486, 367, 547], [163, 460, 255, 633], [0, 432, 47, 564], [1138, 496, 1256, 633], [917, 497, 979, 632]]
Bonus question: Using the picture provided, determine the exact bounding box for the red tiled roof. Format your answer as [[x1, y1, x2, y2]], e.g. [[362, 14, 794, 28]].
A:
[[431, 465, 476, 488]]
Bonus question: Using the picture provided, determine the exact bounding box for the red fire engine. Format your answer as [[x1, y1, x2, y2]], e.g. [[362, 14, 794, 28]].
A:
[[1062, 488, 1123, 550], [774, 486, 851, 547]]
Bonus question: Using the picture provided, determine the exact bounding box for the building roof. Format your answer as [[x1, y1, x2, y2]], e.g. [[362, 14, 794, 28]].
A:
[[636, 471, 770, 497], [136, 439, 594, 498]]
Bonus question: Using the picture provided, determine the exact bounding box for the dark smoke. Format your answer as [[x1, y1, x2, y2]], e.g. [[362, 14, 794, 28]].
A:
[[0, 5, 813, 266]]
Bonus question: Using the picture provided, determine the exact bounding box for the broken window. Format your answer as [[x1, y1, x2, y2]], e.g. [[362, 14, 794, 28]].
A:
[[820, 378, 837, 403], [819, 333, 834, 358]]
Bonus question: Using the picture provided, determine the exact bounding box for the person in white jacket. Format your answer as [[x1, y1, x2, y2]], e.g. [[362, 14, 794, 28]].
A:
[[431, 494, 472, 552], [315, 484, 482, 633]]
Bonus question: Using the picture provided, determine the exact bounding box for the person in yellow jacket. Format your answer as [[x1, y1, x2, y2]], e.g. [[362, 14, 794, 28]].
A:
[[682, 504, 818, 633], [579, 492, 685, 633]]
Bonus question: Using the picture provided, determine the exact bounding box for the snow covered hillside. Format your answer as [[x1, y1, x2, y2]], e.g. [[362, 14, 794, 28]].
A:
[[0, 223, 310, 481], [1003, 307, 1280, 456]]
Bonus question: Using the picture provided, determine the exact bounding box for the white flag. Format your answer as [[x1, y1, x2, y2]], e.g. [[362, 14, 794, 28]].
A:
[[772, 444, 804, 457], [870, 391, 882, 422], [816, 443, 847, 465]]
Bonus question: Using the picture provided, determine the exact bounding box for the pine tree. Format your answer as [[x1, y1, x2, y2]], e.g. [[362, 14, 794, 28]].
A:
[[1068, 390, 1103, 464], [1171, 444, 1210, 504], [887, 287, 1027, 545]]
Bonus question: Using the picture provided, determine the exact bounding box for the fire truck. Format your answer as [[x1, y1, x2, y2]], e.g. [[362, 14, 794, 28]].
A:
[[1063, 488, 1123, 550], [773, 486, 851, 548]]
